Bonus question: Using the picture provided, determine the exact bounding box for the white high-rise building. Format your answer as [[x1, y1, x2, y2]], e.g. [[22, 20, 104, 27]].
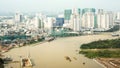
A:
[[27, 13, 47, 29], [69, 8, 81, 31], [108, 12, 114, 28], [44, 17, 55, 29], [36, 13, 46, 29], [116, 12, 120, 20], [15, 12, 23, 23], [64, 8, 81, 31], [34, 16, 41, 29], [97, 11, 114, 31], [70, 13, 80, 31], [44, 17, 56, 34], [82, 12, 95, 29], [27, 16, 41, 29]]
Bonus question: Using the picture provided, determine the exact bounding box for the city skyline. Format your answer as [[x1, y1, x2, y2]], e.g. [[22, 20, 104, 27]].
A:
[[0, 0, 120, 13]]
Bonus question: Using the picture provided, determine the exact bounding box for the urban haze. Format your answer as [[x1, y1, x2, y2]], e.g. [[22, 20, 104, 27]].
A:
[[0, 0, 120, 68]]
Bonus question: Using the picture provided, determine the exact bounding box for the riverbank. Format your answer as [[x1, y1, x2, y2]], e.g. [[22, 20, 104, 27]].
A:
[[3, 34, 118, 68], [79, 36, 120, 68], [95, 58, 120, 68]]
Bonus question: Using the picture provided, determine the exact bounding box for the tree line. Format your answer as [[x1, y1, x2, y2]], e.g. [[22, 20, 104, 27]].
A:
[[80, 38, 120, 49]]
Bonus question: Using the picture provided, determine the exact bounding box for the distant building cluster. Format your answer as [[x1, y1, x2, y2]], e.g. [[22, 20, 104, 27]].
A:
[[0, 8, 120, 36], [64, 8, 120, 31]]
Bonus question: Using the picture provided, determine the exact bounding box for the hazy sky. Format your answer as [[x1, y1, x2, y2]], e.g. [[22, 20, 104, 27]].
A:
[[0, 0, 120, 13]]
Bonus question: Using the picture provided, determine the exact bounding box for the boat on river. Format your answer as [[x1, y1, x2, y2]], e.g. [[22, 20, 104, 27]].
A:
[[21, 57, 32, 67]]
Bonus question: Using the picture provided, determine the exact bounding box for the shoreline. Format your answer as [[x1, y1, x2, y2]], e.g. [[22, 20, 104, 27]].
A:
[[2, 34, 119, 68], [93, 59, 107, 68], [1, 33, 118, 52], [95, 58, 120, 68]]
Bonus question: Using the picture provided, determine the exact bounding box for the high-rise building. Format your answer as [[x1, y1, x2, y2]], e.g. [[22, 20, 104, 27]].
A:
[[81, 8, 96, 30], [64, 9, 72, 20], [15, 12, 23, 23], [64, 9, 72, 24], [108, 11, 114, 28], [64, 8, 82, 31], [116, 12, 120, 20], [82, 12, 95, 29], [34, 16, 41, 29], [44, 17, 56, 34], [94, 15, 97, 28], [97, 11, 114, 31], [36, 13, 45, 29], [54, 18, 64, 27], [28, 15, 43, 29], [70, 8, 81, 31]]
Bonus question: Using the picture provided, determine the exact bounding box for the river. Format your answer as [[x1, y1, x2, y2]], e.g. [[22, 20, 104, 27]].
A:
[[3, 34, 118, 68]]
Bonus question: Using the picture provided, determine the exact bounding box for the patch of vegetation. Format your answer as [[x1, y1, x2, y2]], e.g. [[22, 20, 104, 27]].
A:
[[80, 38, 120, 58], [80, 38, 120, 49]]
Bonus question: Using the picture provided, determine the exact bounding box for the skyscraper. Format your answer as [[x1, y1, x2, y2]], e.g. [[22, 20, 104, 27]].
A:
[[64, 9, 72, 24], [64, 9, 82, 31], [82, 12, 95, 29], [54, 18, 64, 27], [36, 13, 45, 29], [15, 12, 23, 23], [44, 17, 56, 34], [70, 8, 81, 31], [81, 8, 96, 30], [97, 10, 114, 31], [116, 12, 120, 20], [34, 16, 41, 29]]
